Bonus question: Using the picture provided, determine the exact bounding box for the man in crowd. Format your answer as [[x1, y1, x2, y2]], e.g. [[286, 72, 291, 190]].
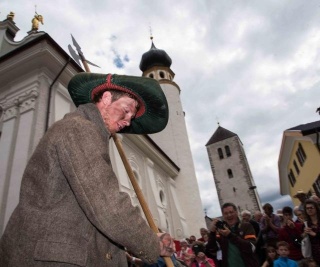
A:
[[254, 210, 263, 224], [207, 203, 259, 267], [241, 210, 265, 264], [260, 203, 281, 248], [278, 206, 303, 261], [0, 73, 172, 266]]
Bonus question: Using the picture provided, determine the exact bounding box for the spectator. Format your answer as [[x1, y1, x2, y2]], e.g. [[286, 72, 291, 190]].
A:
[[294, 190, 308, 212], [293, 206, 305, 223], [303, 199, 320, 265], [278, 206, 303, 261], [198, 228, 209, 242], [241, 210, 260, 236], [241, 209, 264, 263], [191, 242, 215, 267], [309, 193, 320, 205], [176, 239, 193, 266], [261, 203, 281, 248], [207, 202, 259, 267], [273, 241, 298, 267], [0, 73, 171, 266], [254, 211, 263, 224], [261, 246, 278, 267], [188, 235, 197, 247]]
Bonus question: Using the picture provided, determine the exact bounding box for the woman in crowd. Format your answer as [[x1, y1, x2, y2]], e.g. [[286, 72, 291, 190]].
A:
[[303, 199, 320, 265], [261, 246, 278, 267]]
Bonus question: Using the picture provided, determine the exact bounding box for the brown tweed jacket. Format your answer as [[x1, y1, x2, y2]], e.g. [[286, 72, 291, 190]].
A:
[[0, 103, 160, 266]]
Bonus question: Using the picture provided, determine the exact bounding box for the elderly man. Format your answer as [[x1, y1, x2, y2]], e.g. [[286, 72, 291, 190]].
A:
[[0, 73, 171, 266], [207, 203, 259, 267]]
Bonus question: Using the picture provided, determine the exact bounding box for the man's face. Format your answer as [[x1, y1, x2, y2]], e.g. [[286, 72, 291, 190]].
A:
[[99, 92, 138, 134], [282, 213, 293, 224], [200, 228, 207, 237], [263, 206, 273, 216], [241, 213, 251, 223], [277, 246, 289, 257], [222, 206, 238, 226], [254, 212, 262, 222], [189, 236, 196, 244]]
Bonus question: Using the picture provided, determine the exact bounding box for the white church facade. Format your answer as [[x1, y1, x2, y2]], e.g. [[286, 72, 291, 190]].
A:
[[0, 16, 205, 238]]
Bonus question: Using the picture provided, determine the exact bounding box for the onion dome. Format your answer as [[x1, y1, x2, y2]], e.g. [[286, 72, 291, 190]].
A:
[[139, 39, 172, 72]]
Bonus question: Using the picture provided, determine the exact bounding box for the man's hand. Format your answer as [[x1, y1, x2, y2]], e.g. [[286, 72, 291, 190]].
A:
[[286, 219, 295, 229], [157, 233, 175, 257], [210, 219, 219, 232], [218, 226, 231, 237]]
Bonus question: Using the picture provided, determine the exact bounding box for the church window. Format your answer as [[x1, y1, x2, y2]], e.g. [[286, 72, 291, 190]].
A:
[[225, 145, 231, 157], [149, 73, 154, 78], [227, 169, 233, 178], [159, 190, 166, 205], [218, 148, 224, 159], [288, 169, 296, 187], [159, 71, 165, 79]]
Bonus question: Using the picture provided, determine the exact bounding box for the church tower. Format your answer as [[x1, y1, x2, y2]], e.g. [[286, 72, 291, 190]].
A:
[[206, 126, 262, 213], [139, 38, 205, 234]]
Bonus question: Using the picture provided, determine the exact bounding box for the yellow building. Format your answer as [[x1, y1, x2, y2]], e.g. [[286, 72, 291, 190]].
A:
[[278, 120, 320, 206]]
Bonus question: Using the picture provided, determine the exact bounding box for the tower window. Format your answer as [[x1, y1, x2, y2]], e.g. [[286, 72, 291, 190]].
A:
[[149, 73, 154, 78], [159, 71, 165, 79], [225, 146, 231, 157], [227, 169, 233, 178], [218, 148, 224, 159]]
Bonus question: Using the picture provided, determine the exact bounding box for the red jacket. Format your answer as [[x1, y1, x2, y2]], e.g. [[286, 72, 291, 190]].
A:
[[278, 222, 303, 261]]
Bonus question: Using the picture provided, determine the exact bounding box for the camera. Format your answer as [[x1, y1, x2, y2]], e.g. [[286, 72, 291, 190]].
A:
[[216, 220, 227, 230], [192, 243, 205, 256]]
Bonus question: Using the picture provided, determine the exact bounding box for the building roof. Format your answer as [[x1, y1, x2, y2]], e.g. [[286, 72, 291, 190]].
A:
[[206, 126, 237, 146], [287, 120, 320, 136], [139, 40, 172, 72]]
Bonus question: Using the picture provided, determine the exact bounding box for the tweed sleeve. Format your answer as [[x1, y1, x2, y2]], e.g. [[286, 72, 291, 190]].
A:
[[55, 117, 160, 264]]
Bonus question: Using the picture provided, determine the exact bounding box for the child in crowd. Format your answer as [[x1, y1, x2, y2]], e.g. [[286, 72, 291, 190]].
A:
[[262, 246, 278, 267], [273, 241, 298, 267]]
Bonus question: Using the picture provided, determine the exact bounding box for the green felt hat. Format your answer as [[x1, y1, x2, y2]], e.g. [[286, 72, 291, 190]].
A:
[[67, 73, 169, 134]]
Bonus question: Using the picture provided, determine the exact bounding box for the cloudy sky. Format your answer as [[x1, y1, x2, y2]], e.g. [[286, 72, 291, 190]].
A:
[[2, 0, 320, 218]]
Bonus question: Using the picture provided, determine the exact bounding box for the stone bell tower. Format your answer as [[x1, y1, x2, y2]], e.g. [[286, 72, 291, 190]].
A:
[[206, 125, 262, 213]]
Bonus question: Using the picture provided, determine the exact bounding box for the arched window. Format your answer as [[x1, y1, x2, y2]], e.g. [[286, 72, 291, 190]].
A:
[[227, 169, 233, 178], [225, 145, 231, 157], [159, 190, 166, 205], [218, 148, 224, 159], [149, 73, 154, 78], [159, 71, 165, 79]]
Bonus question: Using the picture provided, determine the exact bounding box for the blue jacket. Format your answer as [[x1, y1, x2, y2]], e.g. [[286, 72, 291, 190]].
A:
[[274, 257, 298, 267]]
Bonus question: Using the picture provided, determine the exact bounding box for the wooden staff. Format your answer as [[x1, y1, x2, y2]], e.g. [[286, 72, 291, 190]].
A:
[[112, 134, 174, 267], [74, 52, 174, 266]]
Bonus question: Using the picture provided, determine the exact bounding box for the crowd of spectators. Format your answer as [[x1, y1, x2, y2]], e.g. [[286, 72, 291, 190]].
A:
[[127, 190, 320, 267]]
